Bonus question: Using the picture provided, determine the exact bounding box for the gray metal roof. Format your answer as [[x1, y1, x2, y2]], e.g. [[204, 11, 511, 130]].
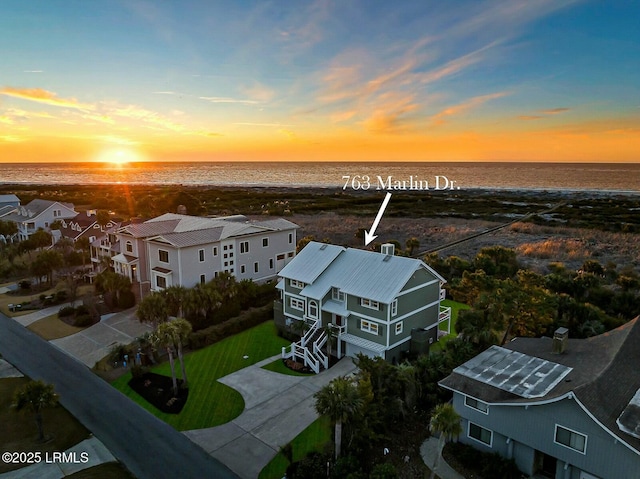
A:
[[453, 345, 572, 399], [122, 213, 297, 246], [278, 242, 345, 284], [0, 194, 19, 204], [287, 242, 440, 304]]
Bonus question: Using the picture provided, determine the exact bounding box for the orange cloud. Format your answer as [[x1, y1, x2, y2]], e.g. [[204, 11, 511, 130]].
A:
[[0, 87, 93, 110], [430, 92, 509, 126]]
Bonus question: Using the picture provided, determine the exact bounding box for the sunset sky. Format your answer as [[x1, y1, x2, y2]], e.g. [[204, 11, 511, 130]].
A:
[[1, 0, 639, 163]]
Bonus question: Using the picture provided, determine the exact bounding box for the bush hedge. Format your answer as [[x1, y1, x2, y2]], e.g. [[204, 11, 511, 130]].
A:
[[446, 442, 522, 479], [189, 303, 274, 350]]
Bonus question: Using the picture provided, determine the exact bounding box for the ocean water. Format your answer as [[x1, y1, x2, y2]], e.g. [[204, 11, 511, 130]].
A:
[[0, 162, 638, 193]]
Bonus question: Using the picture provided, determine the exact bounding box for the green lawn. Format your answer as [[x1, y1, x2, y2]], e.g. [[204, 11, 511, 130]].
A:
[[259, 416, 332, 479], [261, 358, 315, 377], [432, 299, 471, 352], [111, 321, 291, 431]]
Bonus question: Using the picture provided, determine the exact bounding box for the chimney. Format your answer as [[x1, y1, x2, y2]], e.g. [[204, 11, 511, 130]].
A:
[[552, 327, 569, 354], [381, 243, 395, 256]]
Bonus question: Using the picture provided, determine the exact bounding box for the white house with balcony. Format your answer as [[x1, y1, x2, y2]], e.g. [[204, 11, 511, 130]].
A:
[[275, 241, 450, 373], [3, 199, 77, 241], [111, 213, 298, 293]]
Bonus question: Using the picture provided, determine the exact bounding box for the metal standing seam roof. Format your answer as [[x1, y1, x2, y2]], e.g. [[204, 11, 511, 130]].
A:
[[278, 242, 345, 284], [282, 241, 443, 304]]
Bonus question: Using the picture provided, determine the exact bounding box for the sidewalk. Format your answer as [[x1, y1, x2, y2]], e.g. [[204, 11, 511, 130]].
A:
[[11, 301, 83, 327], [185, 355, 358, 479], [420, 436, 465, 479]]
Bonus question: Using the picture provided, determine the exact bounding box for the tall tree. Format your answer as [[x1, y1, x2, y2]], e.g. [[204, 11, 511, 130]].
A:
[[13, 380, 59, 441], [31, 249, 63, 286], [428, 403, 462, 479], [163, 285, 188, 318], [171, 318, 193, 388], [152, 322, 180, 395], [136, 292, 169, 328], [314, 376, 363, 459]]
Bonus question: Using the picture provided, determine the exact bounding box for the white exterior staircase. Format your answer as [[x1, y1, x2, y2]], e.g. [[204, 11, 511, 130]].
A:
[[282, 318, 329, 374]]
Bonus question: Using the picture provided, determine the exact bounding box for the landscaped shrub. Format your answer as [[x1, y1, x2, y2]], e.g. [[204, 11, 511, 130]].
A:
[[189, 303, 273, 350], [446, 442, 522, 479], [73, 313, 94, 327], [18, 280, 31, 290], [58, 306, 75, 317], [55, 290, 67, 302], [74, 304, 90, 315], [118, 290, 136, 309]]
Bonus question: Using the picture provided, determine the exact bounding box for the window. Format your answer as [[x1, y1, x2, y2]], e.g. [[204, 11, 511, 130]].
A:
[[53, 209, 61, 217], [240, 241, 249, 254], [224, 253, 228, 259], [391, 299, 398, 316], [290, 297, 305, 311], [468, 422, 492, 446], [262, 237, 269, 247], [223, 245, 228, 251], [198, 249, 205, 262], [158, 250, 169, 263], [360, 320, 378, 335], [290, 279, 305, 289], [288, 252, 294, 257], [332, 288, 345, 302], [241, 265, 246, 274], [156, 276, 167, 289], [254, 262, 259, 273], [125, 241, 133, 253], [361, 298, 379, 310], [555, 425, 587, 453], [200, 274, 206, 284], [395, 322, 403, 335], [213, 246, 218, 256], [269, 258, 274, 269], [288, 233, 293, 244], [308, 301, 318, 318], [465, 396, 489, 414]]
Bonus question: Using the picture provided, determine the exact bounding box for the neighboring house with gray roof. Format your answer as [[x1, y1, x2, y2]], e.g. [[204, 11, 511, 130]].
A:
[[275, 241, 450, 373], [112, 213, 298, 293], [3, 199, 76, 240], [0, 194, 20, 210], [439, 319, 640, 479]]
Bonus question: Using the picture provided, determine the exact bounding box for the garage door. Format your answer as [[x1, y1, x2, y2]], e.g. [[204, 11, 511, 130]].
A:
[[346, 342, 381, 359]]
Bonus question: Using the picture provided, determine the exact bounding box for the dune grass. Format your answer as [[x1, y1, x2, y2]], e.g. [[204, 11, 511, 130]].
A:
[[259, 416, 332, 479], [111, 320, 291, 431]]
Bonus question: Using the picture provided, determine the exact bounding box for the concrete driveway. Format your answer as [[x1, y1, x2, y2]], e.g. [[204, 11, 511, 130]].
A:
[[185, 356, 357, 479], [50, 309, 152, 367]]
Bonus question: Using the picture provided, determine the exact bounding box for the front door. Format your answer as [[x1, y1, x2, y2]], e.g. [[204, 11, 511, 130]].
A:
[[540, 452, 557, 478]]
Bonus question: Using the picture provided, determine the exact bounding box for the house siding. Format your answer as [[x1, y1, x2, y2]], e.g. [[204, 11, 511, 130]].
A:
[[453, 392, 640, 479]]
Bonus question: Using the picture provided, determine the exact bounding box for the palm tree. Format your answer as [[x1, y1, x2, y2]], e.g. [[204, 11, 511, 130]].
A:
[[136, 292, 169, 329], [152, 322, 179, 395], [314, 376, 363, 459], [429, 403, 462, 479], [171, 318, 192, 388], [163, 285, 188, 318], [13, 380, 59, 441]]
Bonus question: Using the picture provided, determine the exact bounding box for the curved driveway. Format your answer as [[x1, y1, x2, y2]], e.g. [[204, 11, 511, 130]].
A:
[[0, 312, 237, 479]]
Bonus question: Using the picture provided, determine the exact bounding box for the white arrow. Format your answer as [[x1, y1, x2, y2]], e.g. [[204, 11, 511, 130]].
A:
[[364, 192, 392, 246]]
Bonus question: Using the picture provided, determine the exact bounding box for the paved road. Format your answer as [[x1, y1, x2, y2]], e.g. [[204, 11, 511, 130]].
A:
[[0, 312, 238, 479]]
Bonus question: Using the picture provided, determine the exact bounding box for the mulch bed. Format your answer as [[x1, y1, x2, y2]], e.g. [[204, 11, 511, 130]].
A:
[[128, 373, 188, 414]]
